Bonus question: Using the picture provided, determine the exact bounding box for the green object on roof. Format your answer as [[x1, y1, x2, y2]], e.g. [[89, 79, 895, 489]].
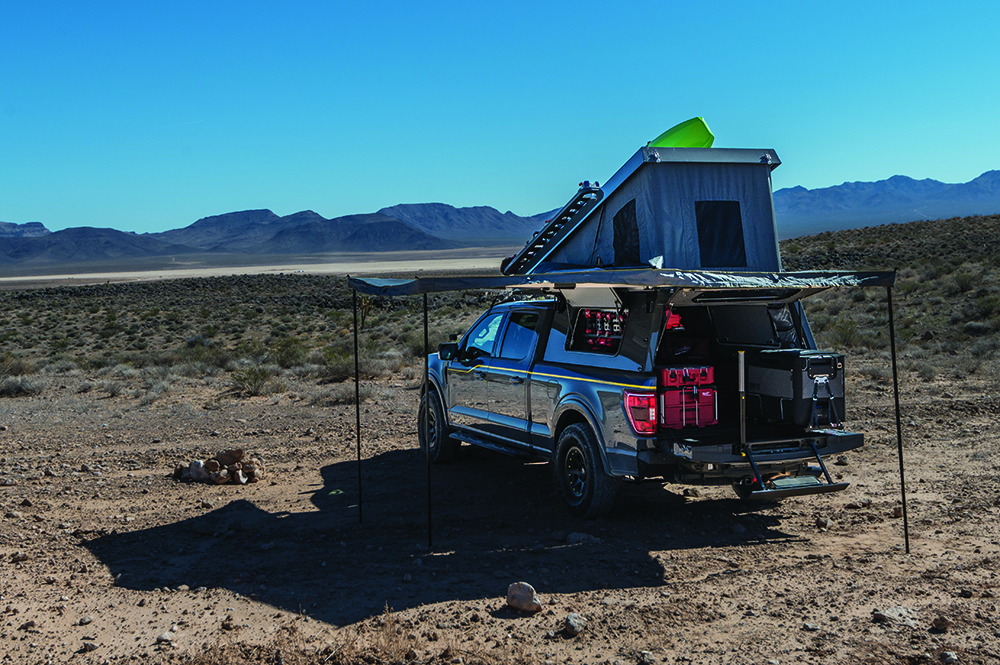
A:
[[648, 117, 715, 148]]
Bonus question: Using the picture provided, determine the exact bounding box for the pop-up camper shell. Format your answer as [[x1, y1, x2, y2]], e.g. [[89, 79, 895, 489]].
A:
[[502, 146, 783, 276]]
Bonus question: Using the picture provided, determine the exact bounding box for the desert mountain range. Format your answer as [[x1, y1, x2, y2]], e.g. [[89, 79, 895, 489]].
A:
[[2, 171, 999, 266]]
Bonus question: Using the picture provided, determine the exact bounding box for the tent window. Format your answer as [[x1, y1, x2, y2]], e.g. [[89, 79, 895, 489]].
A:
[[612, 199, 640, 266], [695, 201, 747, 267]]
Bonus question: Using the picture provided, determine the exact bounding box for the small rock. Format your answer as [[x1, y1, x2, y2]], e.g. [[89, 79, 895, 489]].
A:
[[155, 630, 174, 644], [176, 585, 190, 592], [19, 620, 37, 630], [872, 606, 918, 628], [19, 498, 33, 507], [958, 589, 974, 599], [815, 516, 831, 530], [204, 459, 221, 473], [210, 469, 230, 485], [941, 652, 959, 664], [833, 456, 849, 466], [189, 460, 210, 482], [233, 469, 248, 485], [892, 506, 904, 518], [216, 449, 244, 467], [10, 552, 29, 563], [803, 622, 820, 632], [683, 488, 700, 497], [81, 641, 99, 652], [931, 616, 952, 632], [78, 615, 94, 626], [566, 532, 601, 545], [138, 598, 147, 607], [564, 613, 587, 636], [506, 582, 542, 613], [638, 651, 656, 665]]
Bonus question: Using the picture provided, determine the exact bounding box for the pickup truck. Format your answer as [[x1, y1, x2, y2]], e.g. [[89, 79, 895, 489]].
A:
[[419, 285, 863, 517]]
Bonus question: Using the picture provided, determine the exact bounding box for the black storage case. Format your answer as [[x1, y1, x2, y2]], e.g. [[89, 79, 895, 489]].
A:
[[745, 350, 845, 428]]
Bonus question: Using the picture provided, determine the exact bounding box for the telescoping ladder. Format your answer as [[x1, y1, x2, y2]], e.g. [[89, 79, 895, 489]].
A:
[[502, 184, 603, 275]]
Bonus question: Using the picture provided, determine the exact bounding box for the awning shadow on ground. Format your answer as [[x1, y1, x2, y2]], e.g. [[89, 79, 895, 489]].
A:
[[84, 446, 799, 626]]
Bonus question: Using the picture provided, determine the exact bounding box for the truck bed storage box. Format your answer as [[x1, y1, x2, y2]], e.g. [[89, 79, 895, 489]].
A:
[[660, 365, 714, 387], [661, 386, 718, 429], [746, 350, 845, 428]]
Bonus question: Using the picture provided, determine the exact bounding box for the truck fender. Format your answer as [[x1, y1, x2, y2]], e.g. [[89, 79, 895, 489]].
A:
[[551, 397, 613, 474]]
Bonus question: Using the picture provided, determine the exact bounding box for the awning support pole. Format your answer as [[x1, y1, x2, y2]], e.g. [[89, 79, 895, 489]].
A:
[[887, 285, 909, 553], [352, 283, 363, 524], [423, 292, 433, 549]]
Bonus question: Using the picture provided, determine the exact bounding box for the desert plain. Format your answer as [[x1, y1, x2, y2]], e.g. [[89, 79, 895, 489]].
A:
[[1, 234, 999, 665]]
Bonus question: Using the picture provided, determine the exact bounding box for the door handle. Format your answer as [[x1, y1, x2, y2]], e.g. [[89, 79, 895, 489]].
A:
[[508, 376, 524, 385]]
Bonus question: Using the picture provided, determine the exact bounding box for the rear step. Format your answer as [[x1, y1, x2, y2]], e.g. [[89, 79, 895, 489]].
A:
[[740, 440, 848, 499]]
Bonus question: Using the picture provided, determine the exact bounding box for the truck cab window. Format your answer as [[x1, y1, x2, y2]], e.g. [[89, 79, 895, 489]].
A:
[[499, 312, 539, 360], [463, 312, 505, 358]]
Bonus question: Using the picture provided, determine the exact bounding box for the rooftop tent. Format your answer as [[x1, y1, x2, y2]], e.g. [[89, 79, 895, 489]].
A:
[[503, 146, 783, 275]]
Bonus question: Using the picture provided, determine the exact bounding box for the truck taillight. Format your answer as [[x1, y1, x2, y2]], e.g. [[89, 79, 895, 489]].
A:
[[624, 390, 657, 435]]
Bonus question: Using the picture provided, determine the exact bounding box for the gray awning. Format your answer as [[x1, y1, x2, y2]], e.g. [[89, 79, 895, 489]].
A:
[[348, 268, 895, 296]]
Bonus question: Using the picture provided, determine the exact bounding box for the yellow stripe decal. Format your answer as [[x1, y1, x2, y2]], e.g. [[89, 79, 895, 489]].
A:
[[447, 364, 654, 391]]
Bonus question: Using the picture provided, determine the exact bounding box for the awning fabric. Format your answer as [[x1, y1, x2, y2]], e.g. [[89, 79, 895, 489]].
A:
[[348, 268, 895, 297]]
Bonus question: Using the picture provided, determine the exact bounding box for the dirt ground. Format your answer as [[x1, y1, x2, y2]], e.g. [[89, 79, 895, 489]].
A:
[[1, 366, 998, 664]]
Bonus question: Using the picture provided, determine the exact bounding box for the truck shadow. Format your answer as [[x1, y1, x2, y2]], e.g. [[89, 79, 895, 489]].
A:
[[84, 446, 800, 627]]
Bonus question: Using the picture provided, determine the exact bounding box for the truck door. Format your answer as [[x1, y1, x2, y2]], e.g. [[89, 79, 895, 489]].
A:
[[445, 310, 505, 434], [483, 310, 540, 446]]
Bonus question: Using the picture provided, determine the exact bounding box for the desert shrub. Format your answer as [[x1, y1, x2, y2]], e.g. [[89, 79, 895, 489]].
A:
[[0, 376, 43, 397], [952, 271, 978, 293], [859, 365, 891, 382], [829, 319, 859, 348], [952, 358, 981, 378], [230, 365, 272, 396], [315, 382, 379, 405], [969, 337, 1000, 359], [962, 321, 992, 336], [0, 352, 35, 376], [270, 337, 308, 368], [974, 294, 1000, 319], [910, 361, 936, 382], [99, 380, 125, 397]]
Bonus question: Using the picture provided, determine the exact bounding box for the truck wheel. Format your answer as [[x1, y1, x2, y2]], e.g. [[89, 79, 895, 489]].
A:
[[418, 390, 458, 463], [554, 423, 621, 518]]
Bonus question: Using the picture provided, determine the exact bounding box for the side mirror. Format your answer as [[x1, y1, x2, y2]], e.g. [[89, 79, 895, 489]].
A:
[[438, 343, 459, 361]]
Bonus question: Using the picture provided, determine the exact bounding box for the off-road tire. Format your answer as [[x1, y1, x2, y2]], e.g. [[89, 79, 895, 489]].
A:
[[554, 423, 621, 518], [418, 389, 458, 463]]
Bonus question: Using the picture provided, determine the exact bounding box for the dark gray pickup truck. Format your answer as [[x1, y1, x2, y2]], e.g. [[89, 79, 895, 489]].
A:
[[419, 285, 863, 517]]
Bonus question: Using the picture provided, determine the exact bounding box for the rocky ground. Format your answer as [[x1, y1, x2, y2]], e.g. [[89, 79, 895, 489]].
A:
[[1, 359, 998, 665]]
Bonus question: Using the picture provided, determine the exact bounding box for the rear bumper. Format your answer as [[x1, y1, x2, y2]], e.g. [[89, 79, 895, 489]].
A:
[[636, 428, 863, 479]]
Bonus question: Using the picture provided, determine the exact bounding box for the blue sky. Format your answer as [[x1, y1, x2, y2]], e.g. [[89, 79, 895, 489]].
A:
[[3, 1, 998, 234]]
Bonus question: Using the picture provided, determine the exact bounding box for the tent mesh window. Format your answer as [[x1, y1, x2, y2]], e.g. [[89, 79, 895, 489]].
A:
[[612, 199, 641, 266], [695, 200, 747, 268]]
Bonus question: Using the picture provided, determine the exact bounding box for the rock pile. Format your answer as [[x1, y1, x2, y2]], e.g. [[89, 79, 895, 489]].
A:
[[173, 449, 266, 485]]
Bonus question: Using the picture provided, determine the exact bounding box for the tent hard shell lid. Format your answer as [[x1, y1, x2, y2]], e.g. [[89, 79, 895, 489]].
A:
[[503, 145, 782, 276], [648, 117, 715, 148]]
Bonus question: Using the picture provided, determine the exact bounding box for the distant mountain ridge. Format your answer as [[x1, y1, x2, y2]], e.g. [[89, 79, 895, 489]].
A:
[[4, 169, 1000, 267], [774, 170, 1000, 238], [0, 221, 50, 238]]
